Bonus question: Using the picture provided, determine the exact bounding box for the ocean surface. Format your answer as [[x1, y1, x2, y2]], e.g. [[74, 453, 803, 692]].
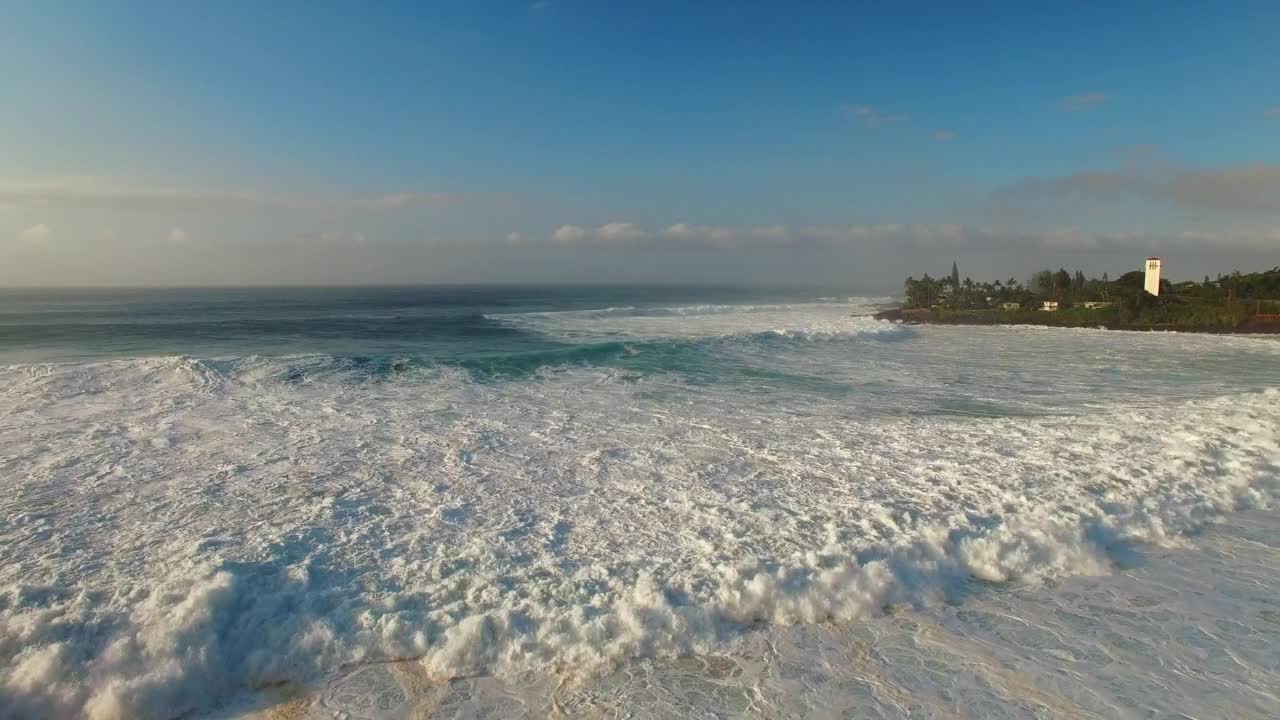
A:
[[1, 286, 1278, 719]]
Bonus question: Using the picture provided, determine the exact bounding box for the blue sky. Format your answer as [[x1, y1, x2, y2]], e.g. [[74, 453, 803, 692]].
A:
[[2, 1, 1279, 286]]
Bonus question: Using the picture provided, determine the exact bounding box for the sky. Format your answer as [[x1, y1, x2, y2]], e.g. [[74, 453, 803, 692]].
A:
[[2, 0, 1279, 288]]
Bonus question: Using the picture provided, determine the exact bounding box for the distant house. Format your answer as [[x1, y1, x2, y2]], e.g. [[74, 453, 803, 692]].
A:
[[1080, 301, 1113, 310], [1000, 302, 1021, 311], [1041, 301, 1060, 312]]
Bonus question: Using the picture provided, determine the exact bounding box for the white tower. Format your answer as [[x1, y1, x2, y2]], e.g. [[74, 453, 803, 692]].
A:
[[1144, 257, 1161, 296]]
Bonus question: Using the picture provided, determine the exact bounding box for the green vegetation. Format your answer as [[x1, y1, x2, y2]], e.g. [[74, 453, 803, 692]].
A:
[[894, 264, 1280, 331]]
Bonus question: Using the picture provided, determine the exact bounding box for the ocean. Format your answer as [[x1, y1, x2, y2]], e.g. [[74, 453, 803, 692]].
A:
[[1, 286, 1278, 719]]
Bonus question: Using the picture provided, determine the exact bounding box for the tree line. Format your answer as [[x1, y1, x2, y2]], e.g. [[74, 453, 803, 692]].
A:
[[904, 264, 1280, 311]]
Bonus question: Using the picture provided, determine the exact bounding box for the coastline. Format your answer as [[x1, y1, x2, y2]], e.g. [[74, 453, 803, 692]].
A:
[[874, 307, 1280, 334]]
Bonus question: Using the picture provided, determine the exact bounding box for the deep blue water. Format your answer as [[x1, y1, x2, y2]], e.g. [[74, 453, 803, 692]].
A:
[[0, 285, 870, 365]]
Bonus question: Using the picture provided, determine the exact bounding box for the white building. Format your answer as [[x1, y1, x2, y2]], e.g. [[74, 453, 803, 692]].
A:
[[1041, 300, 1060, 312], [1144, 257, 1161, 296]]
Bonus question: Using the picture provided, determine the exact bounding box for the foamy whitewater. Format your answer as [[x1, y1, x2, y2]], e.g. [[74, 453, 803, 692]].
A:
[[1, 287, 1278, 719]]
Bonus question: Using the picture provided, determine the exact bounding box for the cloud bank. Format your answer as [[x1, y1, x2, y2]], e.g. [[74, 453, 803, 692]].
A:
[[1004, 163, 1280, 215], [540, 221, 1278, 252]]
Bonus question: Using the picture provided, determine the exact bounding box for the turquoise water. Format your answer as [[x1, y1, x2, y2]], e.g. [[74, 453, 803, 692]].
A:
[[0, 286, 872, 363]]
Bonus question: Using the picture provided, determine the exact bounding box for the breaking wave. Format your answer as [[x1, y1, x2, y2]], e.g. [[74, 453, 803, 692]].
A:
[[483, 300, 900, 343], [2, 318, 1279, 719], [485, 298, 893, 321]]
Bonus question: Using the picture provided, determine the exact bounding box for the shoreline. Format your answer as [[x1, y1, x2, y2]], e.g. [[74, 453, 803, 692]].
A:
[[874, 307, 1280, 334]]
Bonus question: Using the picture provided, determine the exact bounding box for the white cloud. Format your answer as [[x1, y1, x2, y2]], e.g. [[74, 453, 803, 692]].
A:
[[168, 227, 189, 244], [660, 222, 697, 239], [506, 231, 524, 245], [552, 222, 648, 245], [17, 223, 51, 244], [596, 222, 644, 243], [1062, 92, 1107, 111], [540, 222, 960, 250], [522, 216, 1279, 255], [661, 223, 735, 244], [841, 104, 905, 127], [543, 222, 981, 250], [932, 129, 956, 143], [552, 225, 587, 244]]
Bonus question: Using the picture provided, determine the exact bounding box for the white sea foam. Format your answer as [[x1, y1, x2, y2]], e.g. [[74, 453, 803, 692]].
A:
[[484, 299, 895, 342], [1, 317, 1279, 719], [222, 509, 1280, 719]]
